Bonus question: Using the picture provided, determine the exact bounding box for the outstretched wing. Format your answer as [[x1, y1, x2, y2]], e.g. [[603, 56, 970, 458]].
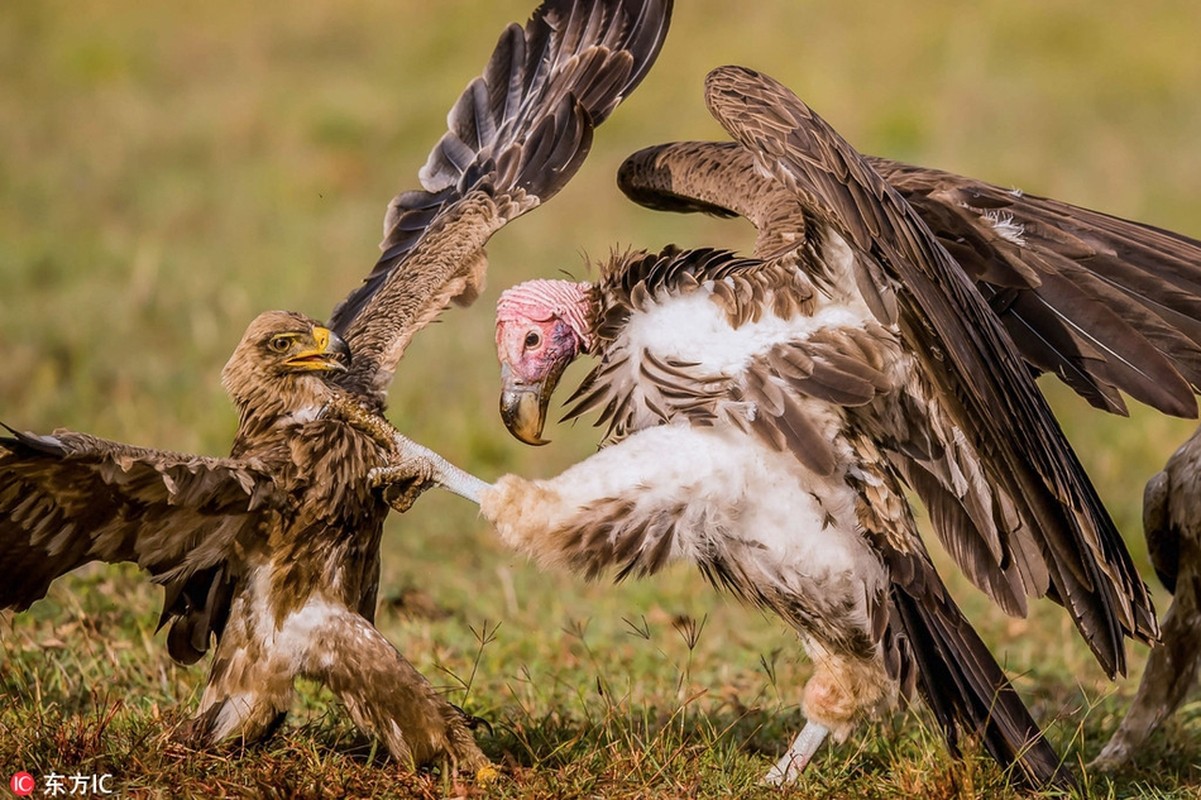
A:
[[876, 161, 1201, 417], [618, 141, 1201, 418], [701, 65, 1156, 677], [329, 0, 672, 402], [0, 427, 280, 613]]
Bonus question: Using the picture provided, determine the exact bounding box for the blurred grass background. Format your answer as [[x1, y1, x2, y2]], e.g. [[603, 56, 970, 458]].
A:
[[1, 1, 1200, 797]]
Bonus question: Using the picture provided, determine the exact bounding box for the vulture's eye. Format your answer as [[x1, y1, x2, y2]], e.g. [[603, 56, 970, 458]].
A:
[[524, 331, 542, 349], [268, 335, 292, 353]]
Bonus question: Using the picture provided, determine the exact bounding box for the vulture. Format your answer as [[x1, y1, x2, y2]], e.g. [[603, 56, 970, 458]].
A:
[[1093, 426, 1201, 770], [473, 65, 1201, 786], [0, 0, 671, 773]]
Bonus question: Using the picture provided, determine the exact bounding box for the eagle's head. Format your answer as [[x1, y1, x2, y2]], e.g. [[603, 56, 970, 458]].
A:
[[494, 280, 594, 445], [222, 310, 351, 415]]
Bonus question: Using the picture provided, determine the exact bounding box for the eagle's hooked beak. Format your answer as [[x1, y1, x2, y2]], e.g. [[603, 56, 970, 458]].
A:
[[499, 359, 567, 446], [286, 326, 351, 372]]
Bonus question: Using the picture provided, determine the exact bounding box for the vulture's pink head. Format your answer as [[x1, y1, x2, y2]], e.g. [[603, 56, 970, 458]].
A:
[[495, 279, 594, 445]]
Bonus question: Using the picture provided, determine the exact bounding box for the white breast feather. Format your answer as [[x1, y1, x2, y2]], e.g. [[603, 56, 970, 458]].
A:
[[622, 283, 870, 376], [538, 424, 886, 627]]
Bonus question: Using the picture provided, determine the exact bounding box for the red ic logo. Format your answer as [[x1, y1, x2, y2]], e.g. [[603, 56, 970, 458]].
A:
[[9, 772, 34, 797]]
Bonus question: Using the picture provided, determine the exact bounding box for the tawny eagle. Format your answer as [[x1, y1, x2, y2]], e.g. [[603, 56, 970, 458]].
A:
[[1093, 424, 1201, 770], [0, 0, 671, 773], [476, 66, 1201, 786]]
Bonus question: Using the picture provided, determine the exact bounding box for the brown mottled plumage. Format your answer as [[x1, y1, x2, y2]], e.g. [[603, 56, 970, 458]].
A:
[[1093, 427, 1201, 770], [0, 0, 671, 773]]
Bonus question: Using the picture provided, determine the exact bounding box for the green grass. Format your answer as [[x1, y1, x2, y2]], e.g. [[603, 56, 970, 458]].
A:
[[2, 1, 1201, 797]]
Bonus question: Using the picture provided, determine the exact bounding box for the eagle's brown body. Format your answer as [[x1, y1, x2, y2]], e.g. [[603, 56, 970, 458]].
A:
[[187, 342, 483, 765], [1, 0, 672, 773], [1, 312, 487, 768]]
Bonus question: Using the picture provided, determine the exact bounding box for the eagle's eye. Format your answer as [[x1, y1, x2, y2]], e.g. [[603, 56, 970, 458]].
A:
[[268, 335, 293, 353], [524, 330, 542, 350]]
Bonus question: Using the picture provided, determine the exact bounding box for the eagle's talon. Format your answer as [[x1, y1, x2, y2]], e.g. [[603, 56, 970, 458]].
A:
[[370, 464, 435, 513], [382, 477, 431, 514], [452, 703, 494, 736]]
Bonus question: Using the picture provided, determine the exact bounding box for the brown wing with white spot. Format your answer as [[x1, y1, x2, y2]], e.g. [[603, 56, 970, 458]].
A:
[[618, 144, 1201, 418]]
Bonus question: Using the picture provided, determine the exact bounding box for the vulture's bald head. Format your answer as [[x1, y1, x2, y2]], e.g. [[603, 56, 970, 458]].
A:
[[222, 310, 351, 413], [494, 280, 594, 445]]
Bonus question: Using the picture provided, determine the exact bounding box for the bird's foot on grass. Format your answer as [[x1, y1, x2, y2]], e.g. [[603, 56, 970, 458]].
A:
[[764, 721, 829, 785]]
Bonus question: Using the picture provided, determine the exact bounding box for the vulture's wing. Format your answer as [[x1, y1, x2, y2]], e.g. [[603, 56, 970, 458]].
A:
[[329, 0, 672, 402], [847, 440, 1068, 788], [618, 140, 816, 264], [618, 144, 1201, 418], [0, 427, 279, 615], [701, 65, 1156, 677], [875, 161, 1201, 417]]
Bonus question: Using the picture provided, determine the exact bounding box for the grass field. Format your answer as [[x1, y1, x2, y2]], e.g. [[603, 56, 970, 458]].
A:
[[2, 1, 1201, 797]]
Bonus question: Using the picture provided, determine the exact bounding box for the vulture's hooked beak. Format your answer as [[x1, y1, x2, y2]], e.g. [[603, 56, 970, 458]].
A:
[[287, 326, 351, 372], [499, 359, 568, 446]]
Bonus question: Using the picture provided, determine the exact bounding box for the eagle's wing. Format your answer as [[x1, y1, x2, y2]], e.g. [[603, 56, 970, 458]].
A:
[[617, 143, 1201, 417], [0, 426, 279, 614], [329, 0, 672, 402], [701, 65, 1156, 677]]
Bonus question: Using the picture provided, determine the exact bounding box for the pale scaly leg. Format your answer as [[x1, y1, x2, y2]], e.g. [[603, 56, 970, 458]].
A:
[[368, 435, 492, 509], [764, 645, 894, 785], [764, 721, 830, 785], [326, 395, 491, 509]]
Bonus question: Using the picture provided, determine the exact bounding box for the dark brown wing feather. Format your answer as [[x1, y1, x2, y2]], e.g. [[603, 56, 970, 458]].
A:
[[619, 141, 1201, 418], [1142, 425, 1201, 595], [0, 427, 278, 614], [703, 65, 1156, 677], [329, 0, 672, 403], [876, 160, 1201, 417], [846, 441, 1069, 789]]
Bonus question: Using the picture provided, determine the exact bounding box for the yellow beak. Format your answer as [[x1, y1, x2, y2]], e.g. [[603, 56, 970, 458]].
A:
[[285, 326, 351, 372]]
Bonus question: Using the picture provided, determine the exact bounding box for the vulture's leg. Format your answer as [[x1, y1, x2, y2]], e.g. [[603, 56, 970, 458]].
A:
[[761, 630, 892, 784], [1092, 566, 1201, 770], [300, 606, 491, 776], [327, 395, 491, 510], [764, 722, 830, 785], [479, 426, 720, 575], [369, 435, 492, 509]]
